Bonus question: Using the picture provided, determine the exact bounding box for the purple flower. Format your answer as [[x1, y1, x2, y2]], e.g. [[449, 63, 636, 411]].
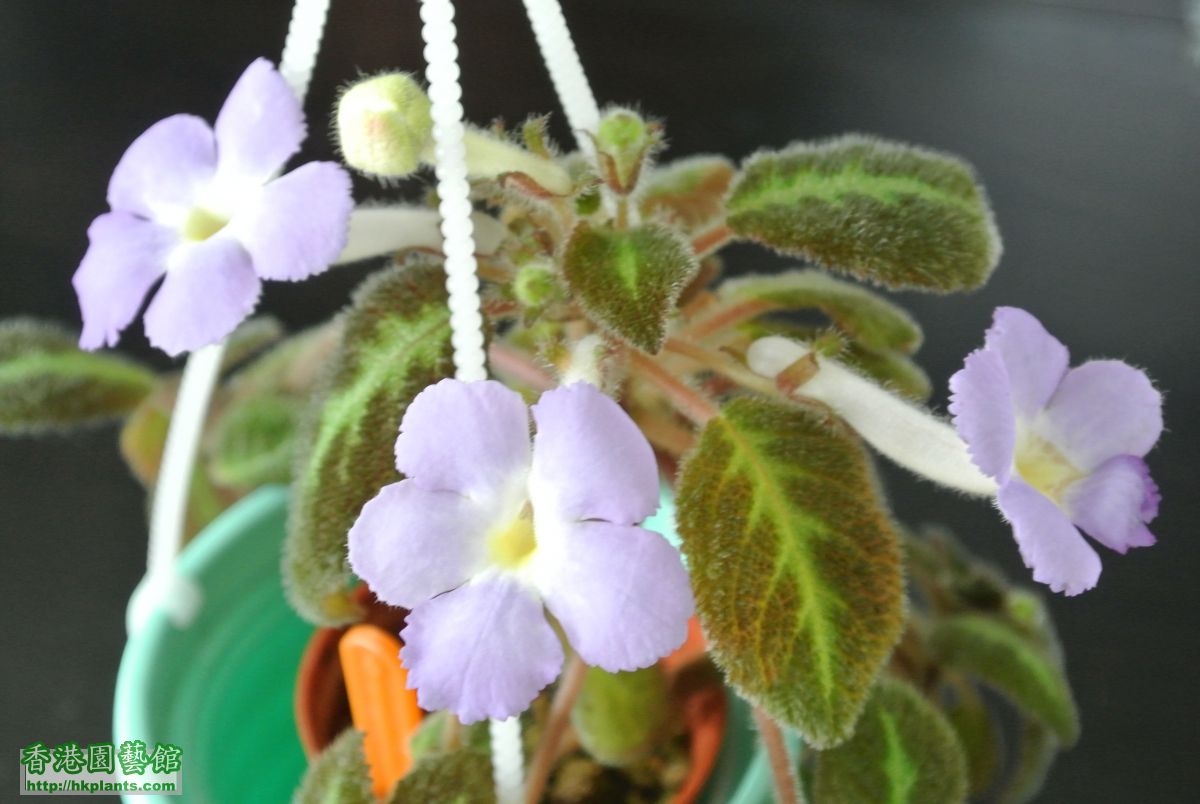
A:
[[348, 379, 694, 722], [73, 59, 353, 356], [950, 307, 1162, 595]]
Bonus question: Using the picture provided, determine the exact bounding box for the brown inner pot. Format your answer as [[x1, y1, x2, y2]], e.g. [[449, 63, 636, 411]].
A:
[[294, 592, 725, 804]]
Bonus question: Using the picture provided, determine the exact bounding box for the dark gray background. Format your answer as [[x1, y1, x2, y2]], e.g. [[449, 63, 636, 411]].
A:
[[1, 0, 1197, 800]]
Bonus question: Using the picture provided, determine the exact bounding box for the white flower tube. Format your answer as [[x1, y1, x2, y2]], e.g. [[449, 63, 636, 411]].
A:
[[747, 336, 998, 497]]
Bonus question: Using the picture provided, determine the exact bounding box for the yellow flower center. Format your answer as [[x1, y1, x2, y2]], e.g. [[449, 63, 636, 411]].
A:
[[1014, 432, 1083, 503], [487, 509, 537, 570], [180, 207, 228, 242]]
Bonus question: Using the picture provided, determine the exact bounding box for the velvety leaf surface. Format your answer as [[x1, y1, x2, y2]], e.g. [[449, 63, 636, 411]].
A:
[[570, 665, 672, 767], [562, 222, 698, 352], [727, 135, 1000, 292], [208, 394, 301, 487], [292, 728, 372, 804], [676, 397, 905, 747], [813, 677, 969, 804], [718, 269, 922, 353], [0, 318, 155, 433], [841, 344, 932, 402], [928, 614, 1079, 745], [944, 678, 1002, 797], [998, 719, 1058, 804], [286, 260, 455, 625], [387, 748, 495, 804], [639, 155, 735, 229]]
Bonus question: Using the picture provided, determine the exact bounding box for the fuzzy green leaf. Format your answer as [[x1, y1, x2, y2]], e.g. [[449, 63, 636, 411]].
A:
[[640, 155, 736, 229], [676, 397, 905, 747], [727, 135, 1000, 292], [222, 316, 285, 369], [813, 677, 969, 804], [292, 728, 372, 804], [570, 665, 672, 767], [286, 260, 455, 625], [944, 678, 1002, 797], [562, 223, 698, 353], [718, 269, 922, 353], [208, 394, 302, 487], [928, 614, 1079, 745], [0, 318, 155, 434], [388, 748, 495, 804], [998, 719, 1058, 804]]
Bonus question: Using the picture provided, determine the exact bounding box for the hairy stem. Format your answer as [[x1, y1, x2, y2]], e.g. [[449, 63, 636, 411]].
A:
[[488, 342, 555, 391], [662, 337, 779, 397], [524, 654, 588, 804], [753, 707, 802, 804], [627, 349, 718, 425]]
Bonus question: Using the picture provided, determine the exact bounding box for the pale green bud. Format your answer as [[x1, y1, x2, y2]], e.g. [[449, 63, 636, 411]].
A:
[[513, 261, 560, 308], [336, 73, 433, 178], [594, 107, 661, 194]]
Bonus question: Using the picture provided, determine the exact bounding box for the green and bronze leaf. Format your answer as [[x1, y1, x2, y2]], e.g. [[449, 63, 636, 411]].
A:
[[676, 397, 905, 747], [727, 135, 1000, 292]]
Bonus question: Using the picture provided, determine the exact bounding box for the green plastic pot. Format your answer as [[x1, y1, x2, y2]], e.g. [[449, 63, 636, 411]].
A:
[[114, 486, 787, 803]]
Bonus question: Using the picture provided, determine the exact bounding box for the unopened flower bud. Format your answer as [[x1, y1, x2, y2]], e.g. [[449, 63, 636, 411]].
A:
[[513, 261, 560, 308], [336, 73, 433, 178], [594, 108, 661, 194]]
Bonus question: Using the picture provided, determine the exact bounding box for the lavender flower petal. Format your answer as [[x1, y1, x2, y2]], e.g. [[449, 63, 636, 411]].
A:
[[233, 162, 352, 281], [1064, 455, 1157, 554], [535, 520, 693, 672], [213, 58, 305, 185], [1040, 360, 1163, 471], [949, 348, 1017, 481], [529, 383, 659, 525], [348, 480, 491, 609], [395, 379, 532, 500], [997, 478, 1102, 596], [984, 306, 1070, 417], [400, 575, 563, 723], [142, 237, 260, 356], [106, 115, 216, 221], [73, 213, 175, 350]]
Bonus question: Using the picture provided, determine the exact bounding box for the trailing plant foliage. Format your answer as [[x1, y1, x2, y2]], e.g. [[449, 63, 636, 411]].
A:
[[677, 397, 906, 748], [285, 258, 456, 626], [15, 68, 1136, 802]]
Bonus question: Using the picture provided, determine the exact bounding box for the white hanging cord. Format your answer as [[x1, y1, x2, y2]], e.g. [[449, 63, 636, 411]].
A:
[[418, 0, 516, 798], [420, 0, 489, 383], [127, 0, 335, 635], [520, 0, 600, 149]]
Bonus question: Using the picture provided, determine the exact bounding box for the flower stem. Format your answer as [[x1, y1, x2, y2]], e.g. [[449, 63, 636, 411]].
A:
[[488, 342, 556, 391], [524, 654, 588, 804], [662, 337, 779, 397], [628, 349, 719, 425], [752, 707, 803, 804], [748, 336, 998, 497]]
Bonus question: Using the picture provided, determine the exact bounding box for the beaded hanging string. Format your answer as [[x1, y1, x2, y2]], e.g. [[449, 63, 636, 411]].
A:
[[128, 0, 334, 635]]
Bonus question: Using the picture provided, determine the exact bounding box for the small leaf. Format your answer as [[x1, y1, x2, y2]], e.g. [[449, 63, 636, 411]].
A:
[[409, 711, 491, 763], [0, 318, 155, 434], [639, 155, 735, 228], [286, 259, 455, 625], [570, 665, 672, 767], [813, 677, 969, 804], [676, 397, 905, 747], [388, 748, 495, 804], [998, 719, 1058, 804], [718, 269, 923, 353], [944, 677, 1002, 796], [562, 222, 698, 353], [221, 315, 285, 369], [207, 394, 302, 487], [727, 135, 1001, 292], [928, 613, 1079, 745], [292, 727, 373, 804]]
